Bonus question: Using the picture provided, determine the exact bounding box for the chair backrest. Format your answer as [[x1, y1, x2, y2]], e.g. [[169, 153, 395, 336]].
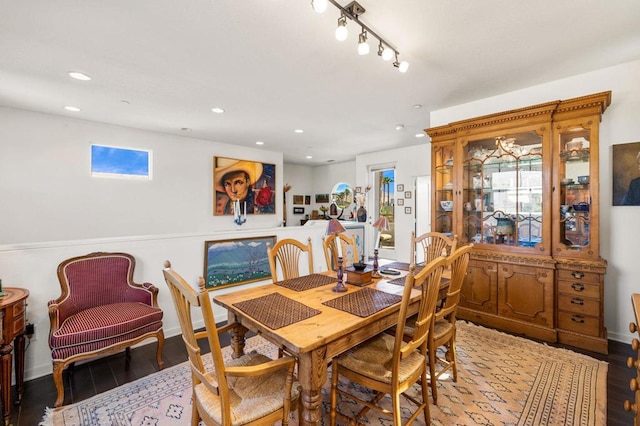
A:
[[411, 231, 458, 265], [56, 252, 153, 321], [395, 257, 447, 365], [436, 244, 473, 323], [267, 237, 314, 282], [322, 233, 358, 270], [162, 262, 231, 417]]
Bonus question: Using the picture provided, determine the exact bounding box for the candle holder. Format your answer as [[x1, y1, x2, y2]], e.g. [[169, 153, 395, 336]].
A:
[[332, 256, 347, 292], [232, 199, 247, 226], [372, 248, 380, 277], [233, 215, 247, 226], [371, 216, 390, 278]]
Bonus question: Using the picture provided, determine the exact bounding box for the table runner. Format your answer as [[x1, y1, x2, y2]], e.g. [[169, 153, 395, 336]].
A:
[[275, 273, 336, 292], [322, 287, 402, 318], [233, 293, 321, 329]]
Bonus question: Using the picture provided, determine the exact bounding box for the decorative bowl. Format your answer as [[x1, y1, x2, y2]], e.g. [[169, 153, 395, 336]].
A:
[[577, 175, 590, 184], [572, 203, 590, 212], [440, 200, 453, 211], [352, 262, 367, 271], [560, 178, 574, 185]]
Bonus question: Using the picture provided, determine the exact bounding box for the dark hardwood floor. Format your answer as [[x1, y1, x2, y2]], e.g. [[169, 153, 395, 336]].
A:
[[13, 330, 638, 425]]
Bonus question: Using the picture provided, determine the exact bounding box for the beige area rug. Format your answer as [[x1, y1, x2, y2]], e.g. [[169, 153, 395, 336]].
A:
[[40, 321, 607, 426]]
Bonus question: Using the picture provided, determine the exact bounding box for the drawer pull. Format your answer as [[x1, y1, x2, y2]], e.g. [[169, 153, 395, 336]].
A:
[[571, 282, 585, 292], [571, 271, 585, 279], [571, 315, 585, 324], [571, 297, 584, 305]]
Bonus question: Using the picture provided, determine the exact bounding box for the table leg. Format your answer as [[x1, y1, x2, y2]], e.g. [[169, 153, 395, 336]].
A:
[[0, 344, 12, 426], [227, 315, 248, 359], [297, 347, 328, 426], [13, 334, 25, 405]]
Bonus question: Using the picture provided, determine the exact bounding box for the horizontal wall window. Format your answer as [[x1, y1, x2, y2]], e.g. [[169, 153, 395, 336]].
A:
[[91, 145, 152, 180]]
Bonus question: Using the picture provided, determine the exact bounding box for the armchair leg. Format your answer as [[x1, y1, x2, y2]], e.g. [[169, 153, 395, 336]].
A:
[[52, 362, 65, 408], [156, 329, 165, 370]]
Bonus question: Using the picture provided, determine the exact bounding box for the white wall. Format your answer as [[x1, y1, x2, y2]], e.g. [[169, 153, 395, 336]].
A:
[[430, 59, 640, 344], [282, 163, 313, 226]]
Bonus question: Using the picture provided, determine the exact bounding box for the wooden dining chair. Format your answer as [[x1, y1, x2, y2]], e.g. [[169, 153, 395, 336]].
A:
[[329, 256, 447, 426], [267, 237, 314, 282], [322, 233, 358, 270], [426, 244, 472, 404], [162, 261, 299, 426], [411, 231, 458, 266]]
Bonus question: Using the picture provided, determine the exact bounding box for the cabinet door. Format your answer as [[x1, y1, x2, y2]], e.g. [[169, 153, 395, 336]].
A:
[[461, 128, 551, 255], [552, 119, 601, 259], [460, 259, 498, 314], [432, 141, 456, 237], [497, 263, 554, 329]]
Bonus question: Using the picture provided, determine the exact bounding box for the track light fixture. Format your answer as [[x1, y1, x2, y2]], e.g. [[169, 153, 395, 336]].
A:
[[312, 0, 408, 72]]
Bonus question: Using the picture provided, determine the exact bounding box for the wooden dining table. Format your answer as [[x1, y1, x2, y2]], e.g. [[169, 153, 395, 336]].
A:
[[213, 263, 448, 425]]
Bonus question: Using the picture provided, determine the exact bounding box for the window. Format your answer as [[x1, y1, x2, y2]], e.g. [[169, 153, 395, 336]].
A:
[[91, 145, 152, 180]]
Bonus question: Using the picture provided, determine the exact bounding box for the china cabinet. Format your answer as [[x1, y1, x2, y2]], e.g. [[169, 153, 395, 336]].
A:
[[426, 91, 611, 353]]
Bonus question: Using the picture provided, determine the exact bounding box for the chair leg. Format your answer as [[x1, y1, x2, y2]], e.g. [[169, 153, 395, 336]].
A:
[[421, 371, 431, 426], [449, 336, 458, 382], [392, 392, 402, 425], [428, 339, 438, 405], [52, 361, 65, 408], [330, 360, 339, 426], [191, 390, 200, 426], [156, 329, 165, 369]]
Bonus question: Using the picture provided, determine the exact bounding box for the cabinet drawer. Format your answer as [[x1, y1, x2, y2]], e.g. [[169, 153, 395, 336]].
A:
[[558, 294, 600, 316], [557, 312, 600, 336], [557, 280, 600, 300], [557, 270, 600, 284]]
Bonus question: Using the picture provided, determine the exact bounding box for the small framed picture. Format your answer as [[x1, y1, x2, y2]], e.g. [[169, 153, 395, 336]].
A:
[[397, 184, 404, 192], [293, 195, 304, 205], [315, 193, 330, 203], [404, 191, 412, 199], [293, 207, 305, 214], [304, 195, 311, 205], [397, 198, 404, 206], [404, 206, 412, 214], [355, 186, 362, 193]]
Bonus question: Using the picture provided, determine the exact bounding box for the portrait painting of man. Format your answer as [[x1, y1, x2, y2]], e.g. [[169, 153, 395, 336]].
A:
[[612, 142, 640, 206], [213, 157, 276, 215]]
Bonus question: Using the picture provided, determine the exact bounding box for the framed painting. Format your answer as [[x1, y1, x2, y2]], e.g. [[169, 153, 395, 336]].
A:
[[293, 207, 305, 214], [305, 195, 311, 205], [315, 193, 330, 203], [293, 195, 304, 205], [612, 142, 640, 206], [405, 206, 412, 214], [213, 157, 276, 216], [204, 236, 276, 289], [397, 198, 404, 206], [397, 184, 404, 192]]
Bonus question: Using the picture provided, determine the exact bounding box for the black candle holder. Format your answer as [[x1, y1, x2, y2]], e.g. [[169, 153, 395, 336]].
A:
[[332, 256, 347, 292], [372, 248, 380, 278]]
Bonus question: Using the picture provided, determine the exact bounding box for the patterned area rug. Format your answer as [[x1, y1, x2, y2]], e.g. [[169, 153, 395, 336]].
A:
[[40, 321, 607, 426]]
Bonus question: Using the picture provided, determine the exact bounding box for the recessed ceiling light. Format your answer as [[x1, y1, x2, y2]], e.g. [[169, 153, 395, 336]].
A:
[[211, 107, 225, 114], [415, 133, 425, 138], [306, 155, 313, 159], [256, 141, 264, 145], [294, 129, 304, 134], [120, 100, 130, 105], [68, 71, 91, 81], [181, 127, 192, 132], [64, 106, 81, 112], [413, 104, 422, 109], [395, 124, 404, 130]]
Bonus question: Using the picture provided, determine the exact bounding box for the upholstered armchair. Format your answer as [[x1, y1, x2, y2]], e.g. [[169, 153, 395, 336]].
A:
[[48, 252, 165, 407]]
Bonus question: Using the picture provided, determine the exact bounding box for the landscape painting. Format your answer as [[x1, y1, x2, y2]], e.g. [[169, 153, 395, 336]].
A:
[[204, 236, 276, 289]]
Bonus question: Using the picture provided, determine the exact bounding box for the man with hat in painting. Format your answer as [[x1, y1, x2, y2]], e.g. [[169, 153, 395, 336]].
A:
[[214, 158, 263, 216]]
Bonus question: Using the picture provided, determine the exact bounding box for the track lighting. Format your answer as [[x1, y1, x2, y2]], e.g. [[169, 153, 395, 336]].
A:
[[311, 0, 328, 13], [335, 13, 348, 41], [313, 0, 408, 72], [357, 29, 369, 55]]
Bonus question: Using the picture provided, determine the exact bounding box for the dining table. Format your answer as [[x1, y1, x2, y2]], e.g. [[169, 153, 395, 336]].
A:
[[213, 262, 450, 425]]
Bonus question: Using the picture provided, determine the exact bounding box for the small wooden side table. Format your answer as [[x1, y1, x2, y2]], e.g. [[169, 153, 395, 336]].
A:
[[0, 287, 28, 426]]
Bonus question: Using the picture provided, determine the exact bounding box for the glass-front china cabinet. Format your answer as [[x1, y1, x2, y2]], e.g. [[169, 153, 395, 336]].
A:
[[427, 91, 611, 354]]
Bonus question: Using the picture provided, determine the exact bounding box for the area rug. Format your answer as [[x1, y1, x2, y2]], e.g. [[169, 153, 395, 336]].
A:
[[40, 321, 607, 426]]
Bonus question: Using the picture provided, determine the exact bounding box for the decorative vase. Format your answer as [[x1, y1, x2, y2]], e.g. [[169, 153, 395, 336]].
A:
[[357, 206, 367, 222]]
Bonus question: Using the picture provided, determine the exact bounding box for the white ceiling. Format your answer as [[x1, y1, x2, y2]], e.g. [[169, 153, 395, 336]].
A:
[[1, 1, 639, 166]]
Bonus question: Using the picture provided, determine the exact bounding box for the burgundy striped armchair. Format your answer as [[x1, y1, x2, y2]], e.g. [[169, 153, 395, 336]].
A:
[[48, 252, 165, 407]]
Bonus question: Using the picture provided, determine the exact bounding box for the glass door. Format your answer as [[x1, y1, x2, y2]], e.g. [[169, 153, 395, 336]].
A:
[[372, 167, 395, 258]]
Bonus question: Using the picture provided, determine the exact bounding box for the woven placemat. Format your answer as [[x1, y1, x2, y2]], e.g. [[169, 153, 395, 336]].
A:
[[233, 293, 321, 330], [322, 287, 402, 318], [275, 273, 336, 292]]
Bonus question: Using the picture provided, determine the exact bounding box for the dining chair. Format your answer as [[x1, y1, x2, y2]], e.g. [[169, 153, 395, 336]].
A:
[[426, 244, 472, 405], [322, 232, 358, 270], [411, 231, 458, 266], [162, 261, 299, 426], [329, 256, 447, 426], [267, 237, 314, 282]]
